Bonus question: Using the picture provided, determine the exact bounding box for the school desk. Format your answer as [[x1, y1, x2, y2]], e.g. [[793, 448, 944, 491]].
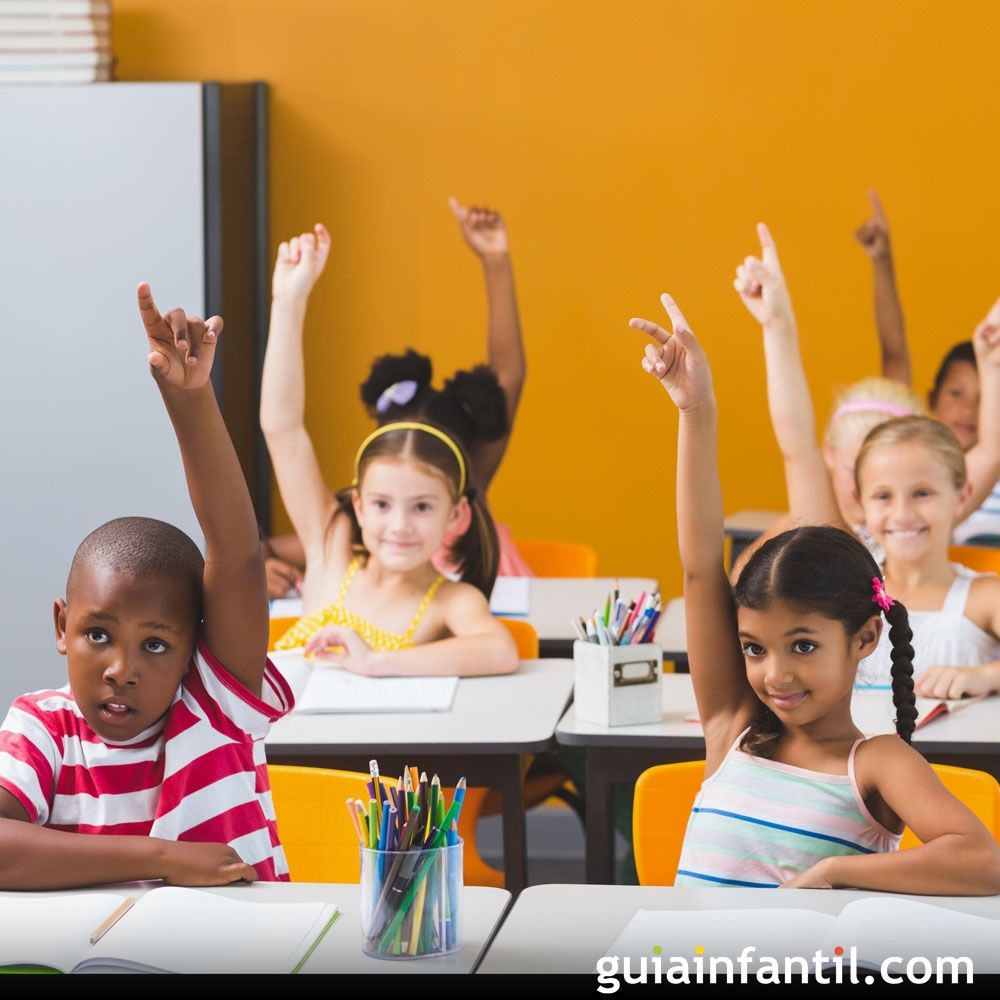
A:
[[724, 509, 778, 566], [556, 673, 1000, 885], [0, 882, 510, 974], [270, 577, 662, 659], [266, 658, 575, 895], [476, 884, 1000, 974]]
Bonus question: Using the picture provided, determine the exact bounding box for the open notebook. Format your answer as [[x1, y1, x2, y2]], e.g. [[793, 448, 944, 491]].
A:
[[271, 649, 459, 714], [0, 887, 338, 974], [606, 898, 1000, 974]]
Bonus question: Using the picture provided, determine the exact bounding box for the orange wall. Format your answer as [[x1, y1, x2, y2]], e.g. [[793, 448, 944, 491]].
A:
[[115, 1, 1000, 596]]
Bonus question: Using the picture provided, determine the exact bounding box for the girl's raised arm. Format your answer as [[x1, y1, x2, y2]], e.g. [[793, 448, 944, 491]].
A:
[[734, 224, 844, 533], [629, 296, 757, 746], [259, 226, 338, 555]]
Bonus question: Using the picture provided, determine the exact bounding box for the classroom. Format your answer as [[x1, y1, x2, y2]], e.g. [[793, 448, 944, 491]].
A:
[[3, 0, 1000, 980]]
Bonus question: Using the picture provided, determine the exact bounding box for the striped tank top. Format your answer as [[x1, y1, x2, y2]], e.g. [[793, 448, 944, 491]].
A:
[[675, 727, 901, 888]]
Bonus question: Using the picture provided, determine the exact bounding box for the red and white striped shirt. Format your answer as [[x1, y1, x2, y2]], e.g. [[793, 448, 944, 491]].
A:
[[0, 641, 294, 881]]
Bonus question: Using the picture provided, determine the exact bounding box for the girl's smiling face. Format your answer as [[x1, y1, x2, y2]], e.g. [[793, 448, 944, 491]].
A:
[[352, 457, 467, 571], [857, 441, 971, 563], [737, 602, 880, 725]]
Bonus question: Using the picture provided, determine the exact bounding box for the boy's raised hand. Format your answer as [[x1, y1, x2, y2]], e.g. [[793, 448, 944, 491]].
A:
[[629, 294, 713, 413], [271, 223, 331, 300], [733, 223, 794, 329], [854, 189, 892, 261], [973, 295, 1000, 368], [138, 283, 221, 391], [448, 197, 510, 258]]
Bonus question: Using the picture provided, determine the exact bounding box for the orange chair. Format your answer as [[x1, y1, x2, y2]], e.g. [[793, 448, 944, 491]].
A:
[[513, 537, 598, 577], [267, 764, 382, 882], [899, 765, 1000, 849], [268, 616, 299, 651], [949, 545, 1000, 575], [633, 760, 1000, 884]]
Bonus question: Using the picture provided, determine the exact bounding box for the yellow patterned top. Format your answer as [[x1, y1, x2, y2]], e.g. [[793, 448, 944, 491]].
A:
[[274, 556, 446, 652]]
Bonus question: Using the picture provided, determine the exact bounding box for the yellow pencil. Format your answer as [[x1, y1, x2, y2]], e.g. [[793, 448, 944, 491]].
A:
[[346, 796, 365, 845], [407, 876, 429, 955]]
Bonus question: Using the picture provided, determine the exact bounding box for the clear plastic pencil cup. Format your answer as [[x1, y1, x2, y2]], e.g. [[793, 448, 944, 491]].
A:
[[360, 840, 463, 959]]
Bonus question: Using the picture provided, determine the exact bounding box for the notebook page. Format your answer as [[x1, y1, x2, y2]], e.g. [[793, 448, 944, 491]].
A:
[[296, 667, 459, 714], [0, 892, 126, 972], [821, 897, 1000, 973], [604, 908, 835, 971], [79, 888, 338, 974], [490, 576, 531, 617]]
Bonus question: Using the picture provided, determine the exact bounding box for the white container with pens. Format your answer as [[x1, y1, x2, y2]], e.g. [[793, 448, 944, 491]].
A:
[[571, 587, 663, 727]]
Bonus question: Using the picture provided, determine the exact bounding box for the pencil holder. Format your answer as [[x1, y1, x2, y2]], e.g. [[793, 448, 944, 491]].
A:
[[573, 640, 663, 726], [360, 840, 463, 960]]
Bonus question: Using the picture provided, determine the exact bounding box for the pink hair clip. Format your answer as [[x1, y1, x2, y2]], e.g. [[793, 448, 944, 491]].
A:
[[871, 577, 894, 613]]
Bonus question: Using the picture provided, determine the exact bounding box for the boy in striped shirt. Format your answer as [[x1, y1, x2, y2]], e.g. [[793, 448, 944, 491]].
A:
[[0, 285, 293, 888]]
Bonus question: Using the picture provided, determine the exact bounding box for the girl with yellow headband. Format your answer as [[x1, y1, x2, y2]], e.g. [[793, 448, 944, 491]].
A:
[[260, 229, 517, 677]]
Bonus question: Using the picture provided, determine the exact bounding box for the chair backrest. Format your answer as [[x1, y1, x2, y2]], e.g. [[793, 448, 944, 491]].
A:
[[633, 759, 1000, 884], [268, 616, 299, 652], [633, 760, 706, 885], [899, 764, 1000, 849], [268, 764, 381, 882], [513, 537, 598, 577], [948, 545, 1000, 575], [497, 618, 539, 658]]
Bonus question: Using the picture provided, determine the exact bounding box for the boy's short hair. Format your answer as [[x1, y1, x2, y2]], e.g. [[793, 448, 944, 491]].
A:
[[66, 516, 204, 616]]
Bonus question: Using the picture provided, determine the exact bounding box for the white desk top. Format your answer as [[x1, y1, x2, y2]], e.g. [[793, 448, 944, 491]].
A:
[[0, 881, 509, 974], [267, 658, 574, 755], [556, 672, 1000, 752], [476, 883, 1000, 973]]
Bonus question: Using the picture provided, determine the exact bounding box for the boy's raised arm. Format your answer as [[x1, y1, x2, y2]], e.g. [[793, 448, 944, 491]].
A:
[[138, 283, 268, 695]]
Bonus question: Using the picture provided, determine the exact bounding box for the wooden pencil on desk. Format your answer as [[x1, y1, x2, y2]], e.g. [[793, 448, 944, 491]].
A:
[[89, 896, 136, 944]]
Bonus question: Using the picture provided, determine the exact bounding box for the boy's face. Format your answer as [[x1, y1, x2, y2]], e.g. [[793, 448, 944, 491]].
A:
[[54, 564, 198, 742]]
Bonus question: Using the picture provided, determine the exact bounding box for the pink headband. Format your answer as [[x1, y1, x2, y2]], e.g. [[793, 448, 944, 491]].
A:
[[830, 400, 914, 424]]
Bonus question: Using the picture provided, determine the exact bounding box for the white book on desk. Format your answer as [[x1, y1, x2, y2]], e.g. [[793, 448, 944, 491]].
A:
[[607, 898, 1000, 973], [0, 887, 338, 974], [271, 649, 459, 714], [490, 576, 531, 617]]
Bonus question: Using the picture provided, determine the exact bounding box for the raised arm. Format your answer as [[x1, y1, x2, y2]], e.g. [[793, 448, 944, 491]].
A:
[[628, 296, 757, 754], [259, 225, 338, 553], [138, 284, 268, 695], [958, 295, 1000, 519], [855, 190, 911, 385], [448, 198, 525, 490], [303, 585, 518, 678], [734, 224, 844, 530]]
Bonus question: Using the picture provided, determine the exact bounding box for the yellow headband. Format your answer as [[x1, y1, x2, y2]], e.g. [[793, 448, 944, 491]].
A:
[[352, 421, 467, 495]]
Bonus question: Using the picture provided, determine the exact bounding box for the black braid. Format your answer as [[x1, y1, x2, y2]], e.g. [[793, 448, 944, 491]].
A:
[[885, 600, 917, 743], [741, 706, 783, 758]]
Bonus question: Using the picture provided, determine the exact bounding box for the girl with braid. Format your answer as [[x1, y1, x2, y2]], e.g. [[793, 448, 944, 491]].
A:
[[627, 292, 1000, 893]]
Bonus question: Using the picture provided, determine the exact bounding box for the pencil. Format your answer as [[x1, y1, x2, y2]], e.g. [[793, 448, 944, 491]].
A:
[[89, 896, 136, 944]]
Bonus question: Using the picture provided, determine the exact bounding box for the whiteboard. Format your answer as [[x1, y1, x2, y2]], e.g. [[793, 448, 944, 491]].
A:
[[0, 84, 208, 711]]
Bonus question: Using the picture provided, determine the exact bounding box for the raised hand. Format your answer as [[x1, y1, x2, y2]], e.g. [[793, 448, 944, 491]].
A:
[[162, 840, 258, 886], [138, 283, 221, 391], [448, 197, 510, 258], [972, 295, 1000, 368], [628, 294, 713, 413], [733, 223, 794, 329], [271, 223, 332, 300], [854, 189, 892, 261]]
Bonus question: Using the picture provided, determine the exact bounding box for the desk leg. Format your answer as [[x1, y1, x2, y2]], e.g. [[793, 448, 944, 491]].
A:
[[584, 750, 614, 884], [498, 755, 528, 895]]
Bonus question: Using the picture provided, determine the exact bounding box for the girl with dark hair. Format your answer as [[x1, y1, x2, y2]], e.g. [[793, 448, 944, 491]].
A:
[[260, 227, 516, 677], [263, 199, 530, 595], [627, 292, 1000, 893]]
